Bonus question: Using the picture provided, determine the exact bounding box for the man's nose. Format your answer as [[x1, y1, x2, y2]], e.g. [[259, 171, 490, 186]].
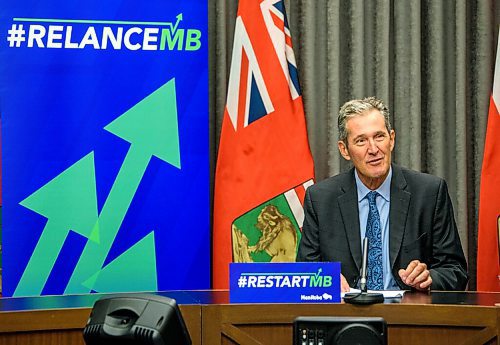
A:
[[367, 139, 378, 153]]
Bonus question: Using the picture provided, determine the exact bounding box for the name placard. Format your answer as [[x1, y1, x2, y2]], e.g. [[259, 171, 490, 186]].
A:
[[229, 262, 341, 303]]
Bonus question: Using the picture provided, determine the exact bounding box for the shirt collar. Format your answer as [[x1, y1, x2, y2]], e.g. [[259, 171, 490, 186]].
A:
[[354, 166, 392, 202]]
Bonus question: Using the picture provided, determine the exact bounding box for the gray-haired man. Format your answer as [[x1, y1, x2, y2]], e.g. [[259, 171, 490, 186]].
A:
[[297, 97, 468, 292]]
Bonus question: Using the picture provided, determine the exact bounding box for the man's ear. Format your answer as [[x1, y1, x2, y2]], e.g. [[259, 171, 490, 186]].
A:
[[390, 129, 395, 152], [338, 140, 351, 161]]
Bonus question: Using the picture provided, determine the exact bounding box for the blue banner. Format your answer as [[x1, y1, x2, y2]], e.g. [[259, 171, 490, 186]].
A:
[[0, 0, 209, 296], [230, 262, 341, 303]]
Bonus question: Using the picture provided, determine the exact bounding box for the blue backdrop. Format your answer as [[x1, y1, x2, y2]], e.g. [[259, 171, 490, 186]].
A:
[[0, 0, 209, 296]]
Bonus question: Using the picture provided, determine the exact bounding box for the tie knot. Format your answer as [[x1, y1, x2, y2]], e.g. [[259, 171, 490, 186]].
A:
[[367, 191, 378, 205]]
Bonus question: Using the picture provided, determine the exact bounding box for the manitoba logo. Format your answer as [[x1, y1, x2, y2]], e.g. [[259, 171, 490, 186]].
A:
[[300, 293, 333, 301], [231, 180, 313, 263]]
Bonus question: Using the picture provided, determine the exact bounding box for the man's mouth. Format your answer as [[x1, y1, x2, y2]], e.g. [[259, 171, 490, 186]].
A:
[[367, 157, 383, 165]]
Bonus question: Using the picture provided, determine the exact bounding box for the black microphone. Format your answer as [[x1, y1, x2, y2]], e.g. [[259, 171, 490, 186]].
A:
[[359, 237, 369, 292], [344, 237, 384, 305]]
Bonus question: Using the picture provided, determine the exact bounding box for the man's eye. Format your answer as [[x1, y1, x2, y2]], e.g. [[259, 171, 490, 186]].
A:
[[355, 139, 366, 145], [375, 134, 386, 141]]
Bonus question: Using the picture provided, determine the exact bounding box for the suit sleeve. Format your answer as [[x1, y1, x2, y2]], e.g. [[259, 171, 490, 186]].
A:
[[296, 188, 321, 261], [429, 179, 469, 290]]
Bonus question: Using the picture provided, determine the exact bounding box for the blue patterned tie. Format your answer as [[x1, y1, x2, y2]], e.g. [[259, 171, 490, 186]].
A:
[[366, 191, 383, 290]]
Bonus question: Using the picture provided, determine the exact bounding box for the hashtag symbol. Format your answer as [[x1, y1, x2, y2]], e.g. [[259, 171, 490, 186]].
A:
[[238, 275, 247, 288], [7, 24, 26, 48]]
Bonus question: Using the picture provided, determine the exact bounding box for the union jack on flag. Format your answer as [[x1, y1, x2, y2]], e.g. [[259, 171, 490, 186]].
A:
[[226, 0, 301, 130], [213, 0, 315, 288]]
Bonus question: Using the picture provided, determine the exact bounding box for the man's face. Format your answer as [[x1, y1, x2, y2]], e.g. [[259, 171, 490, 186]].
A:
[[337, 109, 395, 189]]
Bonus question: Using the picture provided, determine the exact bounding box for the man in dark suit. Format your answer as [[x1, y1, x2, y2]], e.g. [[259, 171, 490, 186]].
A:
[[297, 97, 468, 292]]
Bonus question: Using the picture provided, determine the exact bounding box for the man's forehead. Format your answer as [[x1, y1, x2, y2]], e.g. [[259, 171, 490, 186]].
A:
[[346, 110, 386, 130]]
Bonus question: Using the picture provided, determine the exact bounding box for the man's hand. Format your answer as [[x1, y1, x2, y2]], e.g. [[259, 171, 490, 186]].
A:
[[341, 274, 350, 292], [398, 260, 432, 291]]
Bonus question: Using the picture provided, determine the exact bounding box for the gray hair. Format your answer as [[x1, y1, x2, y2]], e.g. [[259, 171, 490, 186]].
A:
[[338, 97, 392, 143]]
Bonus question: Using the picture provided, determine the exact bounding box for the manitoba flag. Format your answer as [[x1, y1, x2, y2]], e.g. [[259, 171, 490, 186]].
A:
[[477, 30, 500, 291], [212, 0, 315, 289]]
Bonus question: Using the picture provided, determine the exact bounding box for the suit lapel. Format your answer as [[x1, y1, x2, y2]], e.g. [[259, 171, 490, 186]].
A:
[[389, 165, 411, 268], [338, 169, 362, 272]]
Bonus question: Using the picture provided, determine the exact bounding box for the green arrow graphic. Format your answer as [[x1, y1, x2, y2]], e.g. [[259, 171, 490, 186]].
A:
[[82, 231, 158, 293], [169, 13, 183, 33], [14, 152, 98, 296], [64, 78, 180, 294]]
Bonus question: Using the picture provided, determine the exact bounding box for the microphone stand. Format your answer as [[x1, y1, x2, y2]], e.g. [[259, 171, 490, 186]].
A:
[[344, 238, 384, 305]]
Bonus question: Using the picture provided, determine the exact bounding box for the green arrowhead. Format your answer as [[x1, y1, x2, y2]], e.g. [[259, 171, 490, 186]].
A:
[[177, 13, 183, 21], [19, 152, 98, 237], [82, 231, 158, 293], [66, 79, 181, 294], [104, 78, 181, 168]]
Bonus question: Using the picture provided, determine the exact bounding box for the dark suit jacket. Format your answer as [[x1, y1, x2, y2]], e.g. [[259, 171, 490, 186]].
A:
[[296, 164, 468, 290]]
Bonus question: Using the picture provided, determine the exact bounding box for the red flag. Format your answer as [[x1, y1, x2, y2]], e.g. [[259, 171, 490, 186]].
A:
[[212, 0, 315, 289], [477, 30, 500, 291]]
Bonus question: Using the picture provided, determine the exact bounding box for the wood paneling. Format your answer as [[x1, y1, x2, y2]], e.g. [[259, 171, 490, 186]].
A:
[[201, 303, 500, 345]]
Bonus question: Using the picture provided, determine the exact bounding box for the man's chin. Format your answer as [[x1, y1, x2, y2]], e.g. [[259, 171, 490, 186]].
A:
[[366, 167, 389, 179]]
